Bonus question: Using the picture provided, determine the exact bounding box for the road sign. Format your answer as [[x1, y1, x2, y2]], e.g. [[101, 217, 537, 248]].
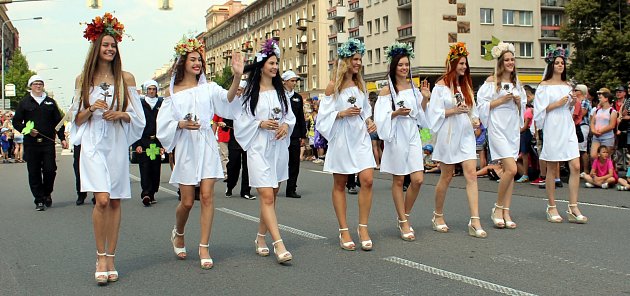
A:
[[4, 83, 15, 97], [1, 99, 10, 109]]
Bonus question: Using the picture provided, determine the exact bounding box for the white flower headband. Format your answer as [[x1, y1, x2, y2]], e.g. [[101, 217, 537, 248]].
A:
[[255, 39, 281, 62]]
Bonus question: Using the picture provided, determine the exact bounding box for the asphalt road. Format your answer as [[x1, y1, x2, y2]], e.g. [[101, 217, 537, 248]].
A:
[[0, 147, 629, 296]]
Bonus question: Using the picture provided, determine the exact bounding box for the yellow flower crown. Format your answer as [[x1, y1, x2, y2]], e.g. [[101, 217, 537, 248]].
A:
[[446, 42, 469, 62], [174, 37, 204, 57]]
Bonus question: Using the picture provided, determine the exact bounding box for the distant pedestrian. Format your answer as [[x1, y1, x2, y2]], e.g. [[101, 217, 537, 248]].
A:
[[282, 70, 307, 198]]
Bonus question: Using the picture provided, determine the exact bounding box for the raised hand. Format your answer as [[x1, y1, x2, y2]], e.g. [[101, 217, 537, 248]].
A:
[[421, 79, 431, 98], [231, 52, 244, 76]]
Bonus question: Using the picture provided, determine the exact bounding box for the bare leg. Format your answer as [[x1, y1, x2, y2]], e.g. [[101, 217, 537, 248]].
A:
[[357, 168, 374, 243], [198, 179, 216, 261], [461, 160, 483, 230], [257, 187, 289, 257], [174, 184, 196, 259], [496, 158, 517, 222], [332, 173, 351, 242], [545, 161, 560, 217], [93, 192, 110, 273], [567, 158, 583, 216], [434, 163, 454, 226]]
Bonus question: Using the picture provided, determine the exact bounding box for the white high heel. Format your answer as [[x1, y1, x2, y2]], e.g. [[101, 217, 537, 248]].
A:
[[397, 219, 415, 241], [198, 244, 214, 269], [431, 211, 449, 233], [490, 203, 506, 228], [567, 204, 588, 224], [94, 252, 108, 286], [272, 239, 292, 264], [357, 224, 373, 251], [170, 225, 186, 259], [105, 253, 118, 282], [254, 233, 270, 256], [468, 217, 487, 238], [338, 228, 356, 251], [502, 207, 517, 229], [546, 205, 563, 223]]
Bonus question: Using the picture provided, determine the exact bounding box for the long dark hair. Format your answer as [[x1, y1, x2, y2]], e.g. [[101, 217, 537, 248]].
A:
[[171, 50, 207, 86], [542, 56, 566, 82], [242, 54, 288, 116], [387, 54, 415, 111]]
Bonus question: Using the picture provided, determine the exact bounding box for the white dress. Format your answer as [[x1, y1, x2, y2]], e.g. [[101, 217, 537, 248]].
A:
[[533, 84, 579, 161], [316, 86, 376, 174], [426, 85, 478, 164], [156, 82, 241, 186], [477, 81, 526, 161], [70, 86, 145, 199], [374, 88, 427, 175], [234, 90, 296, 188]]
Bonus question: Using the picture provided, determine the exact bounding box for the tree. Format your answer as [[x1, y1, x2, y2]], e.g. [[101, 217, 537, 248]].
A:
[[212, 66, 233, 89], [4, 48, 36, 107], [560, 0, 630, 89]]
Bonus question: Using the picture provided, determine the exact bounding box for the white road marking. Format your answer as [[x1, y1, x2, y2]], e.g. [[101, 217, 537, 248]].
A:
[[542, 198, 628, 211], [217, 207, 327, 240], [307, 169, 332, 175], [129, 174, 178, 196], [383, 256, 538, 296]]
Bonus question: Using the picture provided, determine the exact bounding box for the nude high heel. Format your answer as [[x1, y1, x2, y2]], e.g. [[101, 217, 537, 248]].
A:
[[94, 252, 108, 286], [272, 239, 292, 264], [254, 233, 270, 256], [338, 228, 356, 251], [567, 204, 588, 224], [105, 253, 118, 282], [490, 203, 506, 228], [431, 211, 449, 233], [198, 244, 214, 269], [170, 225, 187, 259], [546, 205, 563, 223], [397, 219, 415, 241], [357, 224, 373, 251], [468, 217, 487, 238]]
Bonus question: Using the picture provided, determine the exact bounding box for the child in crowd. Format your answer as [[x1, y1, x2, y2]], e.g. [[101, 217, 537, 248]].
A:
[[616, 167, 630, 191], [423, 144, 439, 173], [475, 122, 488, 170], [1, 128, 10, 163], [583, 146, 618, 189]]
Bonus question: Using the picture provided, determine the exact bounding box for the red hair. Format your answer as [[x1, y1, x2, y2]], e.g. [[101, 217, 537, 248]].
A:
[[440, 57, 473, 106]]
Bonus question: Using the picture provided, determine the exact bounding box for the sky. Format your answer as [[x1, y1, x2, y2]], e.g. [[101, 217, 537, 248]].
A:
[[6, 0, 236, 109]]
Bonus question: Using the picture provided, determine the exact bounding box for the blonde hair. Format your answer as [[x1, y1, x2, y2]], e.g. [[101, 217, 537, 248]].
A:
[[493, 50, 518, 92], [78, 34, 128, 112], [332, 57, 365, 96]]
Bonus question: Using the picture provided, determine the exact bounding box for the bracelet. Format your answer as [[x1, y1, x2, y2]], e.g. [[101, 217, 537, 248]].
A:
[[259, 121, 264, 128]]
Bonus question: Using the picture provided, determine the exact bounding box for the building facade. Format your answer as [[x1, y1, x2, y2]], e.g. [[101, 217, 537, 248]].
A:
[[204, 0, 331, 95]]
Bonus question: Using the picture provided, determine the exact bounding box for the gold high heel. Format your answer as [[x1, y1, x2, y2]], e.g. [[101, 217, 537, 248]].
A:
[[567, 204, 588, 224], [94, 252, 108, 286], [357, 224, 373, 251], [546, 205, 563, 223], [338, 228, 356, 251], [431, 211, 449, 233], [105, 253, 118, 282], [503, 207, 517, 229], [272, 239, 292, 264], [397, 219, 415, 241], [254, 233, 270, 256], [198, 244, 214, 269], [490, 203, 506, 228], [468, 217, 487, 238]]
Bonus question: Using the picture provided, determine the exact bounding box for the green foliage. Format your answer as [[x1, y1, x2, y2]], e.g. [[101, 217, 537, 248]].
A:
[[4, 48, 36, 107], [212, 66, 233, 89], [560, 0, 630, 89]]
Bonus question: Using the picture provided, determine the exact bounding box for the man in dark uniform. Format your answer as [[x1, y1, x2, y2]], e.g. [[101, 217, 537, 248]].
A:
[[132, 80, 164, 206], [225, 80, 255, 200], [282, 71, 307, 198], [13, 75, 67, 211]]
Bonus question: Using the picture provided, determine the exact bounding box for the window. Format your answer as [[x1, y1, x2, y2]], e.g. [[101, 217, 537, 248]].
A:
[[303, 8, 307, 19], [375, 48, 381, 63], [519, 11, 533, 26], [502, 10, 514, 25], [542, 13, 562, 26], [367, 21, 372, 35], [296, 57, 300, 67], [480, 8, 493, 24], [329, 50, 334, 62], [289, 37, 293, 48], [481, 40, 491, 56], [375, 19, 380, 34], [282, 39, 286, 48], [367, 0, 372, 5], [367, 50, 373, 64], [311, 4, 316, 18], [289, 15, 293, 27], [519, 42, 533, 58], [276, 21, 279, 30], [312, 52, 317, 64], [283, 60, 286, 71], [383, 16, 388, 32], [312, 75, 317, 89], [349, 18, 356, 28], [312, 28, 317, 41]]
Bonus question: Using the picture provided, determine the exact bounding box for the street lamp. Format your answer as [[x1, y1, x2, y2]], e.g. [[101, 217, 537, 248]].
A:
[[24, 48, 52, 54], [2, 16, 43, 103]]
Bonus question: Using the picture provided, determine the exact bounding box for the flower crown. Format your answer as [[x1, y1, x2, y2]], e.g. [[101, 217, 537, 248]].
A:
[[544, 46, 568, 64], [174, 37, 204, 57], [255, 39, 281, 62], [83, 13, 125, 43], [337, 38, 365, 58], [447, 42, 469, 62], [386, 42, 415, 63], [481, 36, 515, 61]]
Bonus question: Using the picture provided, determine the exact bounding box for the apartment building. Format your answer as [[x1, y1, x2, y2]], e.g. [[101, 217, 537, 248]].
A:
[[328, 0, 568, 91], [203, 0, 331, 94]]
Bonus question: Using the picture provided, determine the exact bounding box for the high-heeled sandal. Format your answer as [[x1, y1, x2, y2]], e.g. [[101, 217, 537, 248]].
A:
[[502, 207, 517, 229], [491, 203, 506, 228], [105, 253, 118, 282], [254, 233, 270, 256], [404, 213, 415, 232], [272, 239, 292, 264], [546, 205, 563, 223], [198, 244, 214, 269], [567, 204, 588, 224], [431, 211, 449, 233], [468, 217, 487, 238], [94, 252, 108, 286], [170, 225, 186, 259], [338, 228, 356, 251], [357, 224, 373, 251], [397, 219, 415, 241]]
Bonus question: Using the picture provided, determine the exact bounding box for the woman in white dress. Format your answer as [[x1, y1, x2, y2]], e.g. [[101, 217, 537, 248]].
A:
[[534, 48, 587, 224], [316, 38, 377, 251], [477, 42, 526, 229], [374, 43, 430, 241], [71, 14, 145, 285], [156, 38, 243, 269], [234, 39, 296, 264], [426, 42, 487, 238]]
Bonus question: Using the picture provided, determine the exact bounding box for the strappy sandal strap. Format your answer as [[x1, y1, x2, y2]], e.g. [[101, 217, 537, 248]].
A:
[[494, 203, 504, 209], [96, 252, 107, 256], [105, 254, 115, 257], [433, 211, 444, 217], [338, 228, 349, 232], [256, 232, 266, 237], [398, 219, 408, 223], [199, 244, 209, 248], [358, 224, 368, 227], [272, 239, 283, 246], [470, 216, 480, 220]]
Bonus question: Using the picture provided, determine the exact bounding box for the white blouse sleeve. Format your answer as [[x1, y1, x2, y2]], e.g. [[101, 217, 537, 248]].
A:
[[533, 85, 549, 128], [374, 95, 396, 142], [156, 96, 181, 153], [69, 89, 85, 146], [123, 87, 146, 146], [233, 97, 260, 151], [208, 82, 242, 120], [361, 91, 372, 121], [315, 94, 339, 141], [426, 85, 448, 134], [476, 82, 494, 127], [518, 85, 527, 128]]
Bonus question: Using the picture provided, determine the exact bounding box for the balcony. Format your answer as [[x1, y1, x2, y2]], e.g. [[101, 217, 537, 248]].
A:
[[297, 18, 308, 31], [265, 32, 272, 40], [398, 0, 412, 9], [541, 0, 567, 10], [297, 41, 308, 53], [397, 23, 414, 41], [297, 65, 308, 77], [328, 31, 349, 45], [348, 0, 363, 12], [272, 29, 280, 41], [541, 29, 561, 39], [241, 41, 253, 52], [348, 25, 364, 40], [208, 57, 216, 65], [327, 5, 347, 20], [222, 50, 232, 59]]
